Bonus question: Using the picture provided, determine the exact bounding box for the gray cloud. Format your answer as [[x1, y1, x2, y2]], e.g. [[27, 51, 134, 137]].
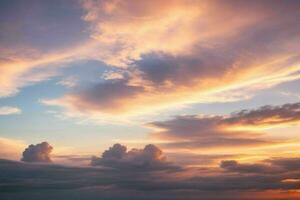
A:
[[148, 102, 300, 150], [225, 102, 300, 126], [267, 157, 300, 171], [2, 156, 300, 200], [91, 143, 180, 171], [76, 80, 144, 111], [148, 115, 270, 150], [21, 142, 53, 163], [220, 160, 280, 174], [220, 157, 300, 176]]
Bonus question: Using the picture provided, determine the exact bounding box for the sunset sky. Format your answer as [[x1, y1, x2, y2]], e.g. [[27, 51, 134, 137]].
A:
[[1, 0, 300, 199]]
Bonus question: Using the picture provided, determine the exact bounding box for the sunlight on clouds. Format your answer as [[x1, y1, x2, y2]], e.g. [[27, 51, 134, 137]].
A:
[[1, 0, 300, 124], [41, 57, 300, 122], [2, 1, 300, 199], [42, 0, 300, 120], [0, 41, 100, 98], [80, 0, 266, 67]]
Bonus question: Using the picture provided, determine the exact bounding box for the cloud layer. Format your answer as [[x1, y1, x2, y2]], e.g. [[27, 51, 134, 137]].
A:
[[2, 155, 300, 199]]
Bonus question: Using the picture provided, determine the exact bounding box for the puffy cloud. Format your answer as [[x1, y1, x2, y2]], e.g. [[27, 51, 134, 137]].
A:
[[0, 106, 21, 115], [21, 142, 53, 163], [91, 143, 179, 171]]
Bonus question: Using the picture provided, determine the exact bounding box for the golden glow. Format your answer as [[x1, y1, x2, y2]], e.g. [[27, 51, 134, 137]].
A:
[[282, 179, 300, 183]]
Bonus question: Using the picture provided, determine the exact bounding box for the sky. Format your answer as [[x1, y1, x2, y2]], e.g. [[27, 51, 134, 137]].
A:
[[1, 0, 300, 199]]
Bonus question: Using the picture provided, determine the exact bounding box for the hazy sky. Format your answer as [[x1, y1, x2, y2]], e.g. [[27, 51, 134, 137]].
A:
[[1, 0, 300, 199]]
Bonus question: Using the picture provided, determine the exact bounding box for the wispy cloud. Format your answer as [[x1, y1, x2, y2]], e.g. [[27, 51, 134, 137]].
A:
[[1, 0, 300, 123], [41, 0, 300, 122], [0, 106, 21, 115]]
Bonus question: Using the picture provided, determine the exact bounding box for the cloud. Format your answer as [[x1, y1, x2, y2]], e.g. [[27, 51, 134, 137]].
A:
[[1, 0, 299, 121], [0, 0, 105, 99], [224, 102, 300, 129], [56, 76, 78, 88], [51, 80, 144, 114], [0, 46, 78, 98], [91, 143, 179, 171], [220, 160, 278, 174], [220, 158, 300, 178], [81, 0, 300, 67], [80, 0, 204, 66], [43, 1, 300, 119], [267, 157, 300, 171], [3, 155, 300, 199], [21, 142, 53, 163], [146, 102, 300, 151], [148, 116, 270, 150], [0, 106, 21, 115]]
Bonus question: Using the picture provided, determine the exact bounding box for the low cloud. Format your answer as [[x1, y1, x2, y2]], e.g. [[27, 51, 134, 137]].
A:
[[91, 143, 180, 171], [2, 155, 300, 199], [21, 142, 53, 163]]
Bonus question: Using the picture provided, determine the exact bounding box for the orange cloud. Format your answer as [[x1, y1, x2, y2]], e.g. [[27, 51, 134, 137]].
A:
[[80, 0, 268, 66], [42, 1, 300, 120], [0, 41, 100, 98]]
